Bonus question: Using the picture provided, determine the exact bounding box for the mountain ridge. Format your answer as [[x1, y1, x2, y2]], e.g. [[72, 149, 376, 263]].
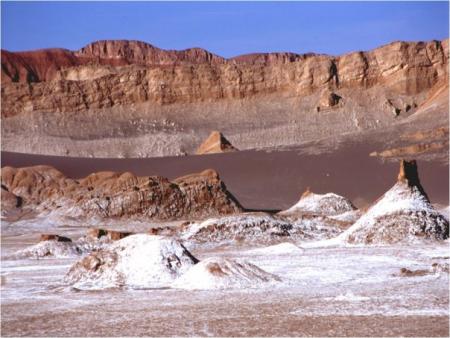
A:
[[2, 38, 447, 83]]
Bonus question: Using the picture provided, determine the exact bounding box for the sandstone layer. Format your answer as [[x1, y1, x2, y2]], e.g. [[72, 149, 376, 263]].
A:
[[0, 165, 243, 220], [1, 39, 448, 157]]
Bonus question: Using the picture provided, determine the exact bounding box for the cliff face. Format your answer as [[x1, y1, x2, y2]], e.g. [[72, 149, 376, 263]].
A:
[[1, 39, 448, 157], [75, 40, 226, 65], [0, 40, 225, 84], [0, 165, 243, 219], [2, 39, 447, 116]]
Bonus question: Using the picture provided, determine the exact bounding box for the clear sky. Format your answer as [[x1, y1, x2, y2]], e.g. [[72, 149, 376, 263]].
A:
[[1, 1, 448, 57]]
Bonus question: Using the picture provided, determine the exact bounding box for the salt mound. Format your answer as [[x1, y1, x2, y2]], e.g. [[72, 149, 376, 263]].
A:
[[281, 188, 356, 216], [65, 234, 198, 289], [12, 240, 82, 259], [172, 257, 280, 290], [340, 160, 449, 244]]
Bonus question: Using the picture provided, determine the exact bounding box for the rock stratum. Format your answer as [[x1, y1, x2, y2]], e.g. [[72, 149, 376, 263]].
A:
[[1, 39, 448, 157], [0, 165, 243, 220]]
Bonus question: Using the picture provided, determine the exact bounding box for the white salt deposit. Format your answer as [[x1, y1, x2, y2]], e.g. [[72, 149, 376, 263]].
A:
[[328, 209, 362, 222], [246, 242, 304, 255], [9, 236, 112, 260], [338, 182, 449, 244], [181, 213, 343, 244], [281, 192, 355, 216], [437, 205, 449, 221], [65, 234, 197, 289], [172, 257, 281, 290], [12, 241, 82, 259]]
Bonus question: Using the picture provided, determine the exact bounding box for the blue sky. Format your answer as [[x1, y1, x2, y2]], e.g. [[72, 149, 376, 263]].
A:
[[1, 1, 448, 57]]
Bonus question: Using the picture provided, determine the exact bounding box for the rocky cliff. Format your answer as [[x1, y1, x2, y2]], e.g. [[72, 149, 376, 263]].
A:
[[0, 165, 243, 219], [1, 39, 448, 157], [2, 39, 447, 115]]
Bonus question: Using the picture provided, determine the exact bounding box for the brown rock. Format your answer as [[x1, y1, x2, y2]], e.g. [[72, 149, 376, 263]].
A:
[[148, 226, 177, 236], [1, 185, 22, 212], [87, 228, 108, 239], [75, 40, 225, 65], [301, 187, 312, 199], [87, 228, 132, 241], [39, 234, 72, 242], [317, 91, 342, 111], [397, 160, 429, 200], [196, 131, 238, 155], [230, 52, 307, 64], [398, 267, 429, 277], [107, 230, 132, 241], [0, 165, 76, 206], [0, 165, 243, 220], [0, 40, 224, 84], [148, 228, 159, 235]]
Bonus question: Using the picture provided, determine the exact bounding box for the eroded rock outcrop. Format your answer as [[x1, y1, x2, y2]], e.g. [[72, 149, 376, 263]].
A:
[[76, 40, 225, 66], [340, 160, 449, 244], [181, 212, 345, 244], [0, 40, 225, 85], [316, 90, 343, 112], [1, 185, 22, 215], [87, 228, 133, 241], [196, 131, 238, 155], [395, 263, 449, 277], [0, 165, 243, 220], [39, 234, 72, 242]]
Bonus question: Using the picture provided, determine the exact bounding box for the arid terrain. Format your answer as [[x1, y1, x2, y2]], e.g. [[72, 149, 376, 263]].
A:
[[1, 39, 448, 158], [1, 160, 449, 336], [1, 38, 449, 337]]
